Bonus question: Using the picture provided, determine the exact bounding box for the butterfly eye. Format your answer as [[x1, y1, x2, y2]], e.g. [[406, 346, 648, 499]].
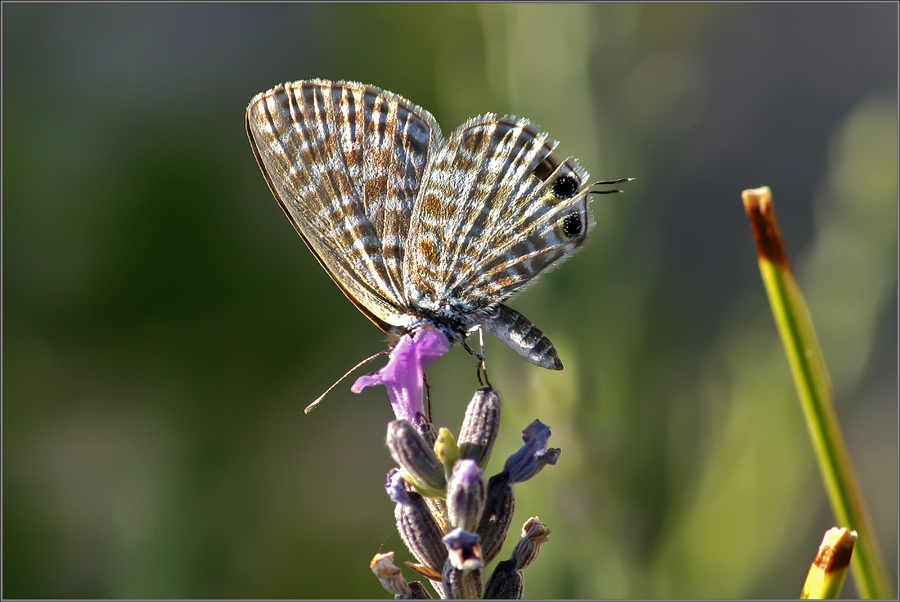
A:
[[551, 175, 579, 199], [561, 212, 584, 239]]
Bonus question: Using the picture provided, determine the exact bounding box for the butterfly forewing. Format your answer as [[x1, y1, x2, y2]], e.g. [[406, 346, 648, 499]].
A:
[[246, 80, 443, 332], [404, 116, 593, 316]]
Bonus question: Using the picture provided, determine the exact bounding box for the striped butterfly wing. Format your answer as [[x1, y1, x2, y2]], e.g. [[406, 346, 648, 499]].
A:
[[405, 116, 593, 314], [246, 80, 444, 333], [403, 116, 594, 369]]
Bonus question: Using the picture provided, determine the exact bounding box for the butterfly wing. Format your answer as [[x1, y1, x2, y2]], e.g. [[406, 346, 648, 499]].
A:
[[246, 80, 444, 333], [403, 116, 593, 367]]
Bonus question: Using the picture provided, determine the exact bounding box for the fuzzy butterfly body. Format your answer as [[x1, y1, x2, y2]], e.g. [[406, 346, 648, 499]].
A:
[[246, 79, 612, 370]]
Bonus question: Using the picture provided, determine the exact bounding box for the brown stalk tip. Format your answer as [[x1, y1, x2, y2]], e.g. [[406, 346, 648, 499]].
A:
[[813, 527, 858, 574], [741, 186, 793, 271]]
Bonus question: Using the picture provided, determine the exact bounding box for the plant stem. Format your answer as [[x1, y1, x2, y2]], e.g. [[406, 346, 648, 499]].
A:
[[743, 186, 893, 599]]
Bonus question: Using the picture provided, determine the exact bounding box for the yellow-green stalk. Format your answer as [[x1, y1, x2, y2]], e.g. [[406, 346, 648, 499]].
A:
[[742, 187, 891, 599], [800, 527, 856, 599]]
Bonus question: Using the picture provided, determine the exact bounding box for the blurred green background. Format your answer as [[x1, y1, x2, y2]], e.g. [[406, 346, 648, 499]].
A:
[[3, 3, 896, 599]]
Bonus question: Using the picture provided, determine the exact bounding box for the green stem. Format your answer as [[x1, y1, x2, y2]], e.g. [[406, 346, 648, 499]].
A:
[[743, 187, 892, 600]]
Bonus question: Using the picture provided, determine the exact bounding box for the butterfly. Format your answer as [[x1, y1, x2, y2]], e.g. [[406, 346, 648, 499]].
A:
[[246, 79, 628, 371]]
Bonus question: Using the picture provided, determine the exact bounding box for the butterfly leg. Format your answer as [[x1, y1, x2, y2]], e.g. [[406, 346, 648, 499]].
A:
[[462, 331, 493, 388], [423, 369, 433, 422], [481, 304, 564, 370]]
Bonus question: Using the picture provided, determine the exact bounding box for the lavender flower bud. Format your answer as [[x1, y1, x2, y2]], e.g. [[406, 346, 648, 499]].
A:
[[404, 581, 433, 599], [509, 517, 551, 570], [387, 470, 448, 573], [503, 420, 560, 483], [411, 411, 438, 448], [442, 560, 484, 600], [434, 427, 460, 477], [458, 387, 502, 470], [477, 471, 515, 564], [387, 419, 447, 497], [482, 519, 550, 599], [370, 551, 411, 598], [446, 459, 487, 532], [482, 559, 523, 599], [442, 529, 484, 599]]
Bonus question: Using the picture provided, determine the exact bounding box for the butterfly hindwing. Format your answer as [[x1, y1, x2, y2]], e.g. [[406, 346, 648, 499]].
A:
[[404, 116, 594, 318]]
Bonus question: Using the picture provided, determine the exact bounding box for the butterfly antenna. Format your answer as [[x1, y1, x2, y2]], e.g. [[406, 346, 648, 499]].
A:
[[304, 349, 390, 414], [590, 177, 635, 195]]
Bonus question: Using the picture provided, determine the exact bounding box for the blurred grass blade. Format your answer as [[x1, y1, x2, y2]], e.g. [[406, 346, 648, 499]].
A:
[[800, 527, 857, 599], [742, 186, 892, 600]]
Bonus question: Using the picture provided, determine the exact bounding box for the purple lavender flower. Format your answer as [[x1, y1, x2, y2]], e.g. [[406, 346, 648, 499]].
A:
[[352, 326, 451, 422], [386, 468, 413, 506], [442, 528, 484, 598], [372, 385, 561, 599], [442, 528, 483, 571], [503, 419, 560, 484]]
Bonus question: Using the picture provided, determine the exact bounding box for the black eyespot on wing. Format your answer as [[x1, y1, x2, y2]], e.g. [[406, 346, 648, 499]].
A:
[[562, 212, 583, 239], [552, 175, 579, 199]]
